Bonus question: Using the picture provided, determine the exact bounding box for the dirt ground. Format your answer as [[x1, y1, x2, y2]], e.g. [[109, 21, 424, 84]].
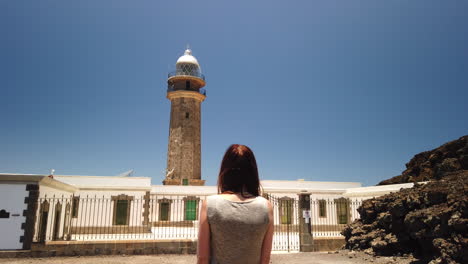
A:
[[0, 250, 420, 264]]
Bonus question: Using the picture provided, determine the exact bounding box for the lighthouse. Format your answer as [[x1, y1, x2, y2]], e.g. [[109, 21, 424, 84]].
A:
[[163, 48, 206, 186]]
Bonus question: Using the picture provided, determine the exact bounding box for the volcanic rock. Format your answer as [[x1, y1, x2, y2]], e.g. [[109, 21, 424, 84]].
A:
[[379, 136, 467, 185], [342, 171, 468, 263]]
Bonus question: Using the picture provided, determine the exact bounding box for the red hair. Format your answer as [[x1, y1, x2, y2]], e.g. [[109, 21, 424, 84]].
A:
[[217, 144, 261, 197]]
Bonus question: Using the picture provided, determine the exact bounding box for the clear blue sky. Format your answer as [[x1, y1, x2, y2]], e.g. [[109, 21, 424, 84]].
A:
[[2, 1, 467, 186]]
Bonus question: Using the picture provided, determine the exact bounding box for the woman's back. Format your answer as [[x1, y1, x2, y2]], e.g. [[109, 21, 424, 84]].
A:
[[207, 195, 270, 264], [197, 144, 273, 264]]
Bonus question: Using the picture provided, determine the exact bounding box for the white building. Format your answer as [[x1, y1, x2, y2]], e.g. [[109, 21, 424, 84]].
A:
[[0, 172, 416, 251], [0, 48, 419, 252]]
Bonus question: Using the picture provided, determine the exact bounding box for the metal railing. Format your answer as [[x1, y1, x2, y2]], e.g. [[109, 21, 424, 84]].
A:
[[309, 198, 362, 238], [33, 194, 362, 251], [267, 195, 300, 252], [33, 195, 207, 242], [168, 70, 205, 81], [167, 87, 206, 96]]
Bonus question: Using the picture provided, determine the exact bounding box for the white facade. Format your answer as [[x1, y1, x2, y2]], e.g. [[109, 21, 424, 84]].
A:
[[34, 178, 76, 244], [0, 183, 29, 250], [0, 174, 77, 249], [0, 173, 418, 249]]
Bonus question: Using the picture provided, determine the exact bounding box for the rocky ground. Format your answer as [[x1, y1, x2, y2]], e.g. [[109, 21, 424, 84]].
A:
[[0, 250, 423, 264]]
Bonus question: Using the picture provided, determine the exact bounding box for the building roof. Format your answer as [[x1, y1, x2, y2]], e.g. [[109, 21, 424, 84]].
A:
[[53, 175, 152, 191], [1, 173, 367, 195], [151, 185, 217, 195], [149, 179, 362, 195], [261, 179, 361, 193], [0, 173, 78, 192], [343, 182, 419, 197]]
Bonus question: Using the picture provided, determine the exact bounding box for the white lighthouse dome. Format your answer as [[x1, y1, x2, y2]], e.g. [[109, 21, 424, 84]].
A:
[[168, 47, 205, 87], [176, 49, 200, 68]]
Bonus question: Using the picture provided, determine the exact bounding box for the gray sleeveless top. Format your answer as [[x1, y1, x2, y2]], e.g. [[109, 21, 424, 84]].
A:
[[207, 195, 270, 264]]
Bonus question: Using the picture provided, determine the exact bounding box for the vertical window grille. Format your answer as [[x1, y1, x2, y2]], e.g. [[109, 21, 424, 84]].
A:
[[184, 199, 198, 221], [114, 200, 129, 225], [318, 199, 327, 217], [335, 198, 350, 224], [159, 202, 170, 221], [280, 199, 293, 224]]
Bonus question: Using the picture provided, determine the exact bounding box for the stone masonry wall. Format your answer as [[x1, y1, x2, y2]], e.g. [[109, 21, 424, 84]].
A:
[[0, 240, 196, 258], [166, 96, 201, 183]]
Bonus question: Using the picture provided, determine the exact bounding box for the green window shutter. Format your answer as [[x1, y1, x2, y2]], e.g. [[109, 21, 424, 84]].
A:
[[280, 200, 292, 224], [336, 199, 349, 224], [160, 202, 169, 221], [182, 179, 189, 185], [319, 200, 327, 217], [185, 200, 197, 221], [115, 200, 129, 225]]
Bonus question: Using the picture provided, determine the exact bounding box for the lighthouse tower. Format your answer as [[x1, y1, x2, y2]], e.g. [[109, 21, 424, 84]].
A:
[[163, 48, 206, 186]]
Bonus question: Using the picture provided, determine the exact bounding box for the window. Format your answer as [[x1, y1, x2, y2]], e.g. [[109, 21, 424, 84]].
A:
[[186, 81, 190, 89], [185, 112, 190, 119], [184, 198, 198, 221], [71, 196, 79, 218], [335, 198, 350, 224], [318, 199, 327, 217], [182, 178, 189, 185], [114, 200, 129, 225], [158, 198, 172, 221], [177, 63, 198, 76], [159, 202, 170, 221], [112, 195, 133, 226], [279, 198, 293, 224]]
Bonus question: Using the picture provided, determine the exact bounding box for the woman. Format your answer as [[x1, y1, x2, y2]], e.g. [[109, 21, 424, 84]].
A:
[[197, 144, 274, 264]]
